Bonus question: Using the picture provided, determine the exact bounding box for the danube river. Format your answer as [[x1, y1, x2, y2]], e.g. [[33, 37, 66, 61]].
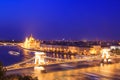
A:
[[1, 46, 120, 80], [7, 63, 120, 80], [0, 46, 34, 66]]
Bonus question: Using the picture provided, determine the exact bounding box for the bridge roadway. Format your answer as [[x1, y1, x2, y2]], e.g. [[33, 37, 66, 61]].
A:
[[5, 56, 102, 71], [0, 42, 19, 46]]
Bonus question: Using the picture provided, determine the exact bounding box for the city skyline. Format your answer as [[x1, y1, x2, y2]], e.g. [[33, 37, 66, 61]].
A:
[[0, 1, 120, 80], [0, 0, 120, 40]]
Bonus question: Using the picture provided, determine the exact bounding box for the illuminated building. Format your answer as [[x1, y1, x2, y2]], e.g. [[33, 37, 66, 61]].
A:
[[40, 44, 81, 54], [23, 34, 40, 49], [89, 45, 102, 55], [110, 46, 120, 50]]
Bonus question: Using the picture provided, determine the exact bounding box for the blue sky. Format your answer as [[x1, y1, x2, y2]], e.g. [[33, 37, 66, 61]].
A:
[[0, 0, 120, 40]]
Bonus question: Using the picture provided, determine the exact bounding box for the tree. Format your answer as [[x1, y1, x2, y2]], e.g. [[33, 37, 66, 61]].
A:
[[0, 62, 6, 80], [0, 62, 38, 80], [5, 74, 38, 80]]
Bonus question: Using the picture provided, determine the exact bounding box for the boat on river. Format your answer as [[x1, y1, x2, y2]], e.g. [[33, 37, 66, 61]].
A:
[[8, 51, 20, 56]]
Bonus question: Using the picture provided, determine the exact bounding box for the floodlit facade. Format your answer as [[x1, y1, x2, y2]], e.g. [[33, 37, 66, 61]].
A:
[[40, 44, 81, 54], [89, 45, 102, 55], [23, 34, 40, 49]]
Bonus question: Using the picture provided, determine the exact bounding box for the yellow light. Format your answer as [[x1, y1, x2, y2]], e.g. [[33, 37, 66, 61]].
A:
[[89, 49, 96, 54]]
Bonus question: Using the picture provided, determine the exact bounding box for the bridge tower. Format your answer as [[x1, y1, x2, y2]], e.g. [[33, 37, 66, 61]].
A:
[[35, 52, 46, 66], [101, 49, 110, 63], [34, 52, 46, 72]]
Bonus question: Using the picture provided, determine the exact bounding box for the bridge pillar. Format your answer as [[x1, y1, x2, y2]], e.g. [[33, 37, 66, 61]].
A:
[[35, 52, 46, 66], [101, 49, 110, 63], [34, 52, 46, 72]]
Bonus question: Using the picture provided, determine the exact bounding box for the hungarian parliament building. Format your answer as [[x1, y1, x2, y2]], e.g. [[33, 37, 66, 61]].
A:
[[23, 34, 40, 49]]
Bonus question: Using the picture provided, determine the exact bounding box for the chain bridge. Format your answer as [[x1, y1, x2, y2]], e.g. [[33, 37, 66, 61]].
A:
[[5, 51, 102, 71]]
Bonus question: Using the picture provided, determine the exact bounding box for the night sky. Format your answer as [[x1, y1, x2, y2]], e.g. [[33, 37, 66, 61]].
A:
[[0, 0, 120, 40]]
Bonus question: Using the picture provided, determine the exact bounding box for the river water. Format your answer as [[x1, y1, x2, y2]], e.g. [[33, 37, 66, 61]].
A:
[[36, 63, 120, 80], [0, 46, 34, 66], [7, 63, 120, 80], [1, 46, 120, 80]]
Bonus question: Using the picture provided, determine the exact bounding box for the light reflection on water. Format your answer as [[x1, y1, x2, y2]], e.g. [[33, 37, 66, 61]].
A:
[[22, 49, 34, 61], [32, 63, 120, 80]]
